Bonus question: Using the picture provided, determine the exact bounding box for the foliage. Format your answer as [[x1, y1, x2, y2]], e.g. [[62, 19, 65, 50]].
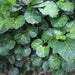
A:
[[0, 0, 75, 75]]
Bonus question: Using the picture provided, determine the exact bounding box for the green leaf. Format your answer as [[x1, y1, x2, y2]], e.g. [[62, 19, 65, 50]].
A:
[[22, 46, 31, 56], [25, 60, 31, 71], [31, 39, 42, 50], [7, 0, 16, 5], [36, 45, 49, 57], [24, 8, 41, 24], [64, 20, 75, 39], [48, 55, 61, 70], [0, 47, 9, 56], [0, 18, 13, 33], [10, 11, 19, 17], [62, 60, 75, 72], [14, 33, 30, 45], [11, 6, 22, 12], [22, 0, 43, 5], [31, 56, 42, 66], [53, 29, 66, 40], [30, 0, 43, 5], [27, 27, 38, 38], [14, 46, 31, 57], [50, 15, 68, 28], [42, 29, 53, 42], [15, 55, 23, 61], [42, 61, 49, 71], [0, 34, 16, 56], [14, 47, 24, 61], [0, 15, 25, 34], [15, 60, 24, 67], [42, 28, 65, 41], [14, 47, 23, 55], [8, 67, 19, 75], [22, 0, 31, 5], [48, 39, 57, 49], [12, 16, 25, 29], [39, 19, 48, 30], [0, 3, 11, 18], [32, 2, 45, 8], [57, 1, 74, 12], [8, 55, 15, 64], [52, 39, 75, 61], [39, 1, 59, 17]]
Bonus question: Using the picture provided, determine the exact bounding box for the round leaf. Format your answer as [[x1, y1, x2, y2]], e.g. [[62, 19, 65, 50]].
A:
[[24, 8, 41, 24], [36, 45, 49, 57]]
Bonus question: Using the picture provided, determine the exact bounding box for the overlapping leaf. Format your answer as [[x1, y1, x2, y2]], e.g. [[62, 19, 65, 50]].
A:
[[8, 67, 19, 75], [39, 1, 59, 17], [31, 39, 43, 50], [14, 46, 31, 57], [7, 0, 16, 5], [31, 56, 42, 66], [24, 8, 41, 24], [26, 27, 38, 38], [0, 15, 25, 34], [0, 34, 16, 56], [57, 1, 74, 12], [36, 45, 49, 57], [50, 15, 68, 28], [64, 20, 75, 39], [49, 39, 75, 61], [48, 55, 61, 70], [62, 60, 75, 72], [14, 33, 30, 45]]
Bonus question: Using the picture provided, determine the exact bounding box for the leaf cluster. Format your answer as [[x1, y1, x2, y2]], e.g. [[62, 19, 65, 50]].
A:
[[0, 0, 75, 75]]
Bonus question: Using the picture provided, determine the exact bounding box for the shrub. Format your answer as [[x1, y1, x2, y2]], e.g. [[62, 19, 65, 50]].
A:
[[0, 0, 75, 75]]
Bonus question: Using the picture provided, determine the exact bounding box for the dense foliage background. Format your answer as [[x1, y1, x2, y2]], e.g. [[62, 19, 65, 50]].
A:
[[0, 0, 75, 75]]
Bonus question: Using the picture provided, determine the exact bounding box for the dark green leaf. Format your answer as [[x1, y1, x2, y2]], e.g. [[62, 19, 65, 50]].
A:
[[8, 67, 19, 75]]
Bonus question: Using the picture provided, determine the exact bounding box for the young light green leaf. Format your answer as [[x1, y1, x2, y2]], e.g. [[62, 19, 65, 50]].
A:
[[57, 1, 74, 12], [31, 39, 42, 50], [7, 0, 16, 5], [36, 45, 49, 57], [39, 1, 59, 17]]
